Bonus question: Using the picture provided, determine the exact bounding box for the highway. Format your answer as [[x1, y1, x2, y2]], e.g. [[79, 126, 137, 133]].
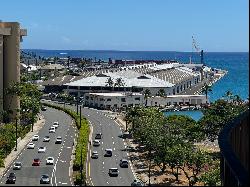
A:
[[43, 101, 136, 186], [0, 107, 77, 186]]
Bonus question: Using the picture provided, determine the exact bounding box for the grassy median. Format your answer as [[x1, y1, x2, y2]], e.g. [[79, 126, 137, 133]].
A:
[[42, 103, 90, 185]]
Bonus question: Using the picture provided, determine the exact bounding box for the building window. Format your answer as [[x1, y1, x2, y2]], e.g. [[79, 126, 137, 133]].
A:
[[184, 84, 186, 90], [85, 96, 89, 100], [107, 98, 111, 101], [121, 98, 126, 102], [173, 88, 175, 95], [187, 82, 189, 88], [177, 86, 179, 93], [180, 85, 182, 91], [135, 97, 140, 101]]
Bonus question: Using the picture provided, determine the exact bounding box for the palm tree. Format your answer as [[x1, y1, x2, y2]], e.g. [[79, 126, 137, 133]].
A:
[[201, 83, 212, 104], [105, 77, 114, 91], [114, 77, 125, 91], [143, 89, 151, 106], [157, 89, 165, 97]]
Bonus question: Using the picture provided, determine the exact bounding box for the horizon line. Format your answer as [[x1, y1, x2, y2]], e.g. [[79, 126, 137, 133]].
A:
[[22, 48, 249, 53]]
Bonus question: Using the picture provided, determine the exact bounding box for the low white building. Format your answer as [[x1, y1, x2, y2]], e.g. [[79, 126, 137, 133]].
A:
[[147, 94, 208, 107], [84, 92, 144, 110]]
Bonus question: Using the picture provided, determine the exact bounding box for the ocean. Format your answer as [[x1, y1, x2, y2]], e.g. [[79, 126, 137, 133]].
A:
[[23, 49, 249, 102]]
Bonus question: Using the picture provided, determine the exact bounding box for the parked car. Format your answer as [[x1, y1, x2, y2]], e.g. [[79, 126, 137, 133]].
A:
[[6, 172, 16, 184], [41, 106, 47, 111], [46, 157, 54, 165], [32, 135, 39, 141], [40, 174, 50, 184], [32, 158, 41, 166], [91, 151, 98, 159], [49, 126, 56, 133], [55, 136, 62, 144], [105, 149, 112, 157], [38, 147, 46, 153], [27, 142, 35, 149], [53, 121, 59, 129], [108, 168, 119, 177], [43, 136, 50, 142], [95, 133, 102, 139], [93, 140, 101, 146], [120, 159, 129, 168]]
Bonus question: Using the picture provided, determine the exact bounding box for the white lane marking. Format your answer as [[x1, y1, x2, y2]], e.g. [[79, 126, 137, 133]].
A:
[[101, 142, 103, 144], [112, 136, 114, 139], [114, 148, 115, 150], [102, 162, 104, 165], [62, 182, 67, 184], [67, 146, 71, 149], [113, 142, 115, 144]]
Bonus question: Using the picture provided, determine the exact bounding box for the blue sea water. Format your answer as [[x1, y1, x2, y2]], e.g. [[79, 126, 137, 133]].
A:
[[23, 50, 249, 101]]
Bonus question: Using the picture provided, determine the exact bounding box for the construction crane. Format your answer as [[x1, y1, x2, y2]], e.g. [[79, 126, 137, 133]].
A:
[[190, 35, 204, 64]]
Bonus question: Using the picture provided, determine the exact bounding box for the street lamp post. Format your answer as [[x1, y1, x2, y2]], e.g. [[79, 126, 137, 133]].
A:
[[15, 117, 18, 151], [76, 97, 79, 115], [80, 105, 82, 126]]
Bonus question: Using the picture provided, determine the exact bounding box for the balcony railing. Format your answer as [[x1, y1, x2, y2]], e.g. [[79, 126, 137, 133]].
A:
[[218, 109, 249, 186]]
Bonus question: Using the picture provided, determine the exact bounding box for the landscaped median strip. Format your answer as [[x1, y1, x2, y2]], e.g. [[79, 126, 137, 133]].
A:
[[42, 103, 90, 186]]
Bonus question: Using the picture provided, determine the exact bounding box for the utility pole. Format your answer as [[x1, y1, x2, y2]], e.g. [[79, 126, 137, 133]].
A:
[[80, 105, 82, 125], [76, 97, 79, 115]]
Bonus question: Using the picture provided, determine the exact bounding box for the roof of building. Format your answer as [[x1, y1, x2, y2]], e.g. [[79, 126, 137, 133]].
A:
[[65, 69, 175, 88], [87, 92, 143, 97], [38, 64, 65, 70]]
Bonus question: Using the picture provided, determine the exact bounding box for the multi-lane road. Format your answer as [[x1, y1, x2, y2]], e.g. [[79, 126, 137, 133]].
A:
[[43, 101, 136, 186], [0, 107, 77, 186]]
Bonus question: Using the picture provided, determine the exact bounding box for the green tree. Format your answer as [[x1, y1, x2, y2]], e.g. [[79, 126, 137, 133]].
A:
[[201, 83, 212, 104], [105, 77, 114, 90], [114, 77, 125, 91], [143, 89, 151, 106], [199, 160, 221, 186]]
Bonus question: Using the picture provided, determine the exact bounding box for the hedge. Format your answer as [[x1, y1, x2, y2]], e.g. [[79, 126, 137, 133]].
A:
[[42, 102, 90, 185]]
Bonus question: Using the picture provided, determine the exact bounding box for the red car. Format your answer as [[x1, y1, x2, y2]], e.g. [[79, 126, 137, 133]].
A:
[[32, 158, 41, 166]]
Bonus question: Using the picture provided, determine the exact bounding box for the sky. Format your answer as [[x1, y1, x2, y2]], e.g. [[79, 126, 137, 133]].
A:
[[1, 0, 249, 52]]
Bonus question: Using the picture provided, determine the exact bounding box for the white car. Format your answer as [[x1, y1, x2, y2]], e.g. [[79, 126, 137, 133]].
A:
[[13, 162, 22, 170], [27, 142, 35, 149], [32, 135, 39, 141], [55, 136, 62, 144], [53, 122, 59, 129], [43, 136, 50, 142], [91, 151, 98, 159], [93, 140, 101, 146], [46, 157, 54, 165], [38, 147, 46, 153], [49, 126, 56, 133]]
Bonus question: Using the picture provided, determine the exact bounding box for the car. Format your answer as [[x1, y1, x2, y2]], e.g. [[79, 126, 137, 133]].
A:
[[13, 162, 22, 170], [43, 136, 50, 142], [41, 106, 47, 111], [6, 172, 16, 184], [95, 133, 102, 139], [131, 179, 145, 186], [91, 151, 98, 159], [53, 121, 59, 129], [40, 174, 50, 184], [46, 157, 54, 165], [49, 126, 56, 133], [104, 149, 112, 157], [55, 136, 62, 144], [108, 168, 119, 177], [27, 142, 35, 149], [93, 140, 101, 146], [38, 147, 46, 153], [32, 158, 41, 166], [32, 135, 39, 141], [120, 159, 129, 168]]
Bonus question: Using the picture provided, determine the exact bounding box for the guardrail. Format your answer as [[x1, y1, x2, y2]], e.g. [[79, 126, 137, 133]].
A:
[[218, 109, 249, 186]]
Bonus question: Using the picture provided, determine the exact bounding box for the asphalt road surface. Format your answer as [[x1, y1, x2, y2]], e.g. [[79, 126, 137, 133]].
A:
[[43, 101, 136, 186], [0, 107, 77, 186]]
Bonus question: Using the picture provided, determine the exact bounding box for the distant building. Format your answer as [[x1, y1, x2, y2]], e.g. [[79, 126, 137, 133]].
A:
[[0, 21, 27, 122], [38, 63, 65, 77]]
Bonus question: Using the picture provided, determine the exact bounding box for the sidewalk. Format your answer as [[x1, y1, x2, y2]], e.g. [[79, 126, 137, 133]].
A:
[[0, 114, 45, 178]]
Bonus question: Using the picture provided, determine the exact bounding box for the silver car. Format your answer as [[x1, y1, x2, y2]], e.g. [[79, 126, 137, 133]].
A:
[[13, 162, 22, 170], [40, 174, 50, 184]]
